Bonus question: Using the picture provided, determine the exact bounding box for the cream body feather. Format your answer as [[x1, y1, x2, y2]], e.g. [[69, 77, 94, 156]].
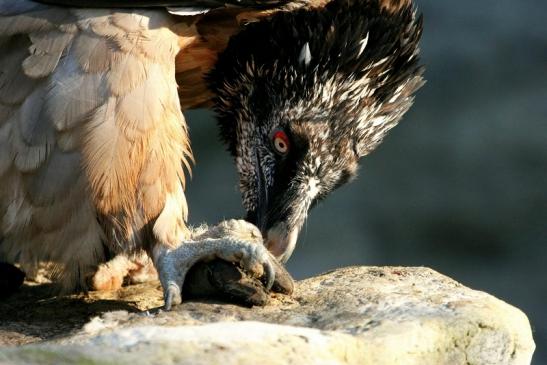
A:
[[0, 2, 192, 290]]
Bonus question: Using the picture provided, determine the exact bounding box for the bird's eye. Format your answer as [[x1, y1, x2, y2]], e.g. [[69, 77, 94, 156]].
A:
[[271, 129, 290, 155]]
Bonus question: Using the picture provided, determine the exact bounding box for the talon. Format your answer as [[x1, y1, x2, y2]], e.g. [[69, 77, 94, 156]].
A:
[[164, 296, 172, 311], [164, 282, 181, 311], [263, 259, 275, 291]]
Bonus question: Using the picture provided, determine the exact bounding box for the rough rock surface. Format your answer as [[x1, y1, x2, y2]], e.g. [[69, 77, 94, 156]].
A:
[[0, 266, 535, 365]]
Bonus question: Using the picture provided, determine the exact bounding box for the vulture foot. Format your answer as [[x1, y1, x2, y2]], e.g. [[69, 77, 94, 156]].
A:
[[155, 220, 276, 310]]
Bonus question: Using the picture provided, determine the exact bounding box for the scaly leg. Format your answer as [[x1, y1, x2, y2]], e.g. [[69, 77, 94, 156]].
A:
[[153, 220, 276, 310]]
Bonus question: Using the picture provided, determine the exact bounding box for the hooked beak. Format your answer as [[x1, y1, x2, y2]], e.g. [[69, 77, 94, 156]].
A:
[[264, 222, 299, 263], [253, 150, 300, 263]]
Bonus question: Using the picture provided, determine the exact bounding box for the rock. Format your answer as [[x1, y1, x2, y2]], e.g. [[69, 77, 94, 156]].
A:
[[0, 266, 535, 365]]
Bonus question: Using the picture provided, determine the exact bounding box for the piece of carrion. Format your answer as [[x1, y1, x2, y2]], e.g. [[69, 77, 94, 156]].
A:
[[184, 257, 294, 307]]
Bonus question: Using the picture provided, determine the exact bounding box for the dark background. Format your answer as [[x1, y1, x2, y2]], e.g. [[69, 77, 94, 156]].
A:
[[184, 1, 546, 363]]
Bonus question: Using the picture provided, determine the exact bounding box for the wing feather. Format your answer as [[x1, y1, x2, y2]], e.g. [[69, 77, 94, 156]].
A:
[[0, 105, 14, 127], [12, 88, 55, 172], [23, 30, 75, 78], [46, 57, 108, 131], [0, 3, 73, 34], [72, 32, 111, 72], [24, 149, 81, 206], [0, 37, 40, 106], [32, 175, 88, 232], [56, 129, 81, 152], [0, 123, 12, 177], [18, 88, 52, 146]]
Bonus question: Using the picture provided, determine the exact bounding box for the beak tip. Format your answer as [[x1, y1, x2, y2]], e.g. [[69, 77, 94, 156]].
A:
[[265, 223, 299, 263]]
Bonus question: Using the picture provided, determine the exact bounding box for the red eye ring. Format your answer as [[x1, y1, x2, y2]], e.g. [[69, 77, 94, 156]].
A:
[[271, 129, 290, 155]]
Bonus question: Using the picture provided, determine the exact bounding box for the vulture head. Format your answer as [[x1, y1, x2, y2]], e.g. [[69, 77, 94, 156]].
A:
[[208, 0, 424, 263]]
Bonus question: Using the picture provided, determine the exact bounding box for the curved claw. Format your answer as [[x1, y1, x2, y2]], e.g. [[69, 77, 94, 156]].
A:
[[164, 282, 182, 311], [262, 258, 275, 291]]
